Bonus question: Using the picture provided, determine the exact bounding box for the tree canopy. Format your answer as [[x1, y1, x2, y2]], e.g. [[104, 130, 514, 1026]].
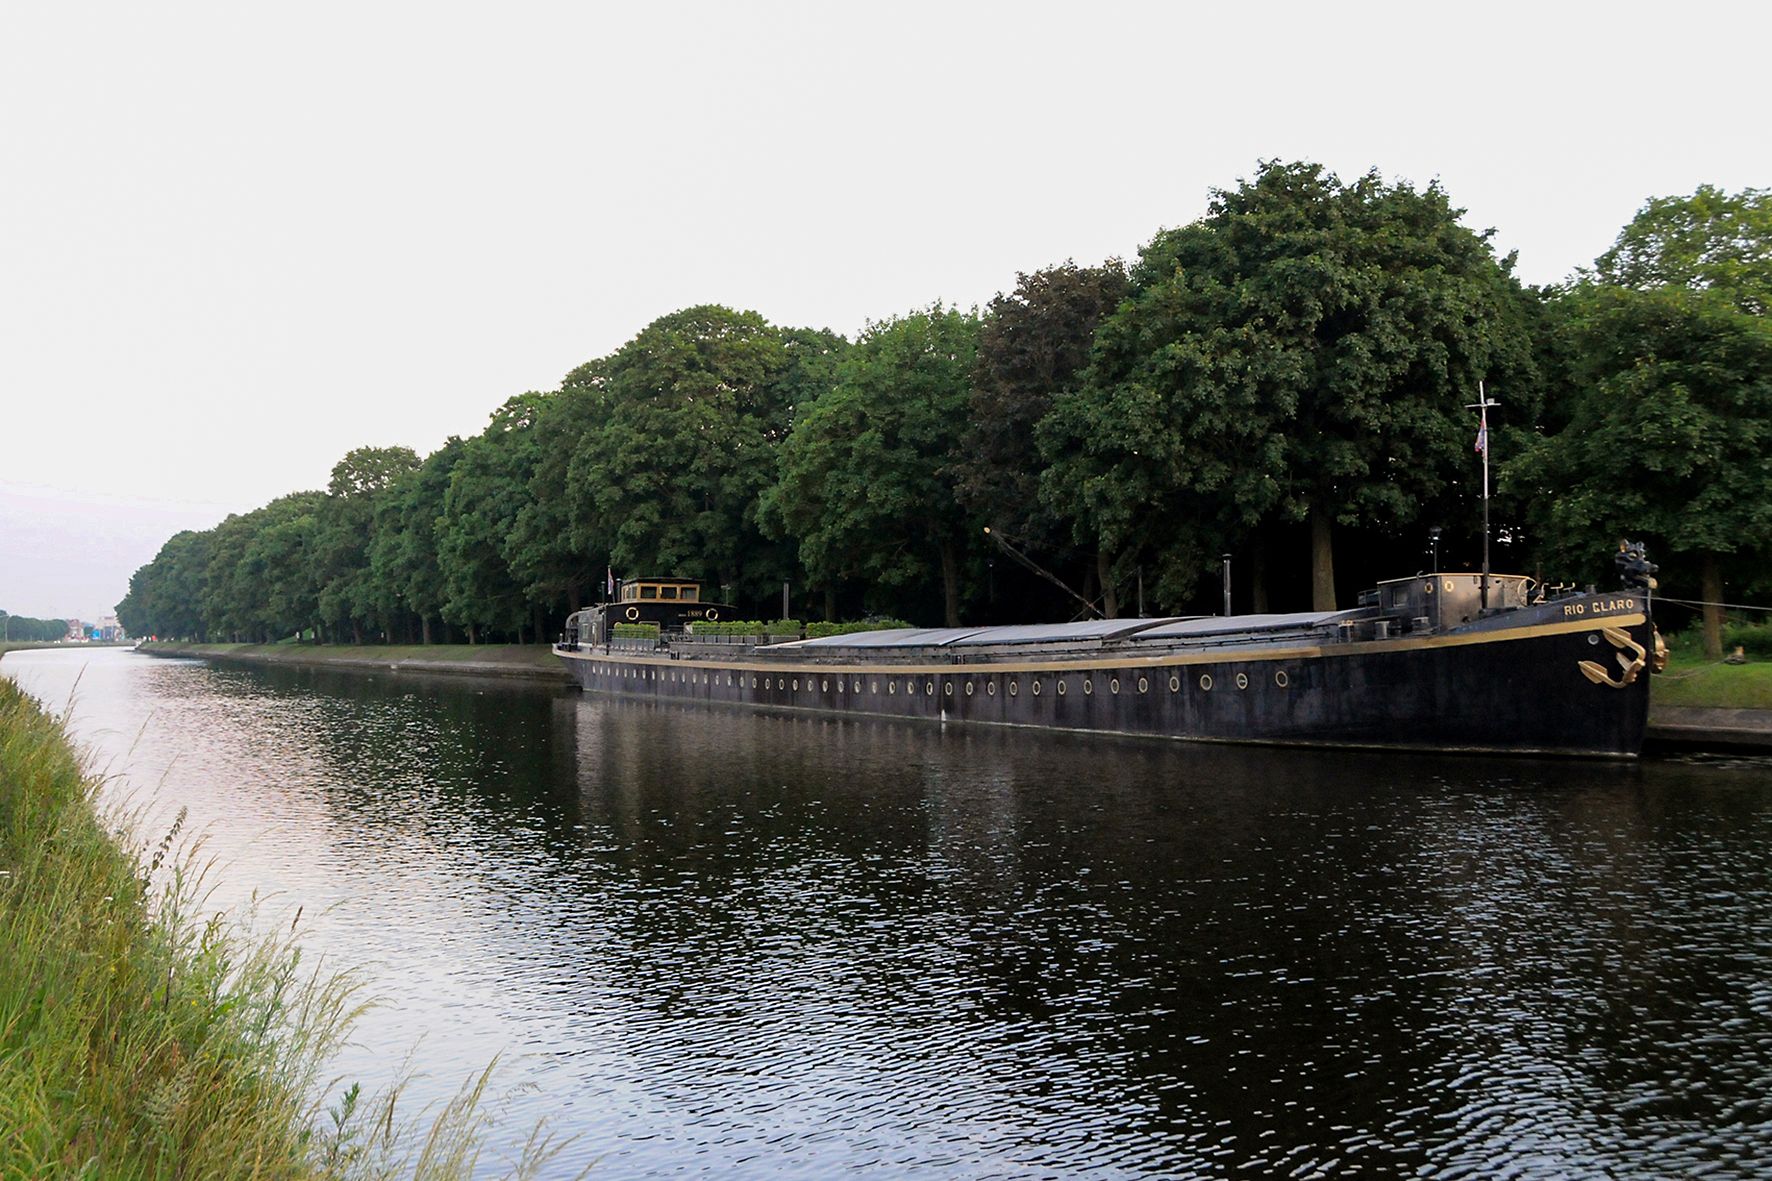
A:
[[116, 162, 1770, 646], [762, 305, 981, 625], [1042, 161, 1536, 610]]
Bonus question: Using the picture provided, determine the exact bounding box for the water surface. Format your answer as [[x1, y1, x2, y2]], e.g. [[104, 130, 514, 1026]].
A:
[[5, 647, 1769, 1177]]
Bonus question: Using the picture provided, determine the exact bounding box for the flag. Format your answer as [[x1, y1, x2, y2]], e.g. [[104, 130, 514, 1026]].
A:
[[606, 567, 615, 596], [1474, 427, 1487, 455]]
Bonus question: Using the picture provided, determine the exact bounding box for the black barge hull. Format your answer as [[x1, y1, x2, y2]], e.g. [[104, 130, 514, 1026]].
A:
[[557, 604, 1653, 758]]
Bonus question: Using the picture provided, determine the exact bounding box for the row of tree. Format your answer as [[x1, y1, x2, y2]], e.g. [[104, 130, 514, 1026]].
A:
[[118, 163, 1772, 657], [0, 612, 70, 643]]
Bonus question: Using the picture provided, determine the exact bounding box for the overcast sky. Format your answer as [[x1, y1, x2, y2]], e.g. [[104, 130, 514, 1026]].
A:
[[2, 1, 1767, 620]]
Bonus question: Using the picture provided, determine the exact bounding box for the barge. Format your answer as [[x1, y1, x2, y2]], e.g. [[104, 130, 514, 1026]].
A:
[[556, 551, 1662, 758]]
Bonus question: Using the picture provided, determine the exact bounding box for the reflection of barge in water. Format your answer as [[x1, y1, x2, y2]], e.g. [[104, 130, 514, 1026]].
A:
[[557, 558, 1661, 758]]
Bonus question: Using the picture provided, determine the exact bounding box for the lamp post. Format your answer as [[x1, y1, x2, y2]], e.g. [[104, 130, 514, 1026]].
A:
[[1428, 526, 1442, 573]]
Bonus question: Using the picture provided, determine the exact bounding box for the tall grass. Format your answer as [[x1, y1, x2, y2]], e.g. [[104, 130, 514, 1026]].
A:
[[0, 678, 583, 1179]]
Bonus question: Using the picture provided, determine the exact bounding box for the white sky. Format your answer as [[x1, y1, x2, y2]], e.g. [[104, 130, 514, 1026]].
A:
[[2, 1, 1767, 619]]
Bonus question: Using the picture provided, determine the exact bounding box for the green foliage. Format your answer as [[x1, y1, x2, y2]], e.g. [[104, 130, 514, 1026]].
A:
[[1723, 621, 1772, 659], [0, 612, 69, 642], [438, 394, 552, 642], [1593, 184, 1772, 314], [764, 619, 803, 635], [804, 618, 912, 638], [368, 436, 465, 641], [198, 493, 325, 643], [118, 529, 211, 640], [957, 261, 1129, 549], [610, 622, 660, 638], [690, 620, 767, 636], [111, 168, 1772, 641], [313, 445, 420, 641], [1511, 285, 1772, 576], [760, 304, 981, 624], [1042, 160, 1537, 608], [564, 307, 844, 607]]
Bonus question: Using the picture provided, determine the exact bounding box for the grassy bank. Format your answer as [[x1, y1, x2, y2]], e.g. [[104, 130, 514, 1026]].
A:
[[138, 642, 567, 682], [1652, 660, 1772, 710], [1650, 629, 1772, 711], [0, 679, 574, 1178]]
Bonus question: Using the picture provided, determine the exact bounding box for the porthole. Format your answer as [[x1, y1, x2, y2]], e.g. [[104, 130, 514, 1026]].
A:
[[751, 676, 758, 688], [1031, 680, 1043, 696], [1057, 679, 1067, 696], [925, 682, 935, 695], [871, 681, 879, 693], [1424, 581, 1435, 594], [1082, 679, 1094, 695], [1443, 579, 1456, 593], [1235, 673, 1249, 690], [1109, 677, 1120, 694], [792, 679, 799, 691], [1587, 634, 1600, 646], [1200, 674, 1213, 691], [987, 682, 997, 696], [1275, 670, 1290, 688], [1169, 675, 1181, 693], [889, 682, 897, 695], [965, 681, 975, 696], [1009, 681, 1018, 697], [1138, 676, 1149, 694], [822, 679, 829, 691], [944, 682, 953, 696], [855, 681, 863, 693]]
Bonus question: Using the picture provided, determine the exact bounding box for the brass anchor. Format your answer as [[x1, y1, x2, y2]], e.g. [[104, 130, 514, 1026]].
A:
[[1579, 627, 1647, 689]]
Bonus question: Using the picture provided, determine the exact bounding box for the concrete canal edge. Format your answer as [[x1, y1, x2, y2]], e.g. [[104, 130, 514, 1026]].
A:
[[1645, 706, 1772, 754], [134, 642, 574, 685]]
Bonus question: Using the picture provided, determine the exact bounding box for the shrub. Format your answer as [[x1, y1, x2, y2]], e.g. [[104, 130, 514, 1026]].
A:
[[1723, 621, 1772, 659], [611, 622, 660, 639], [804, 618, 914, 639], [765, 619, 804, 635], [689, 620, 765, 636]]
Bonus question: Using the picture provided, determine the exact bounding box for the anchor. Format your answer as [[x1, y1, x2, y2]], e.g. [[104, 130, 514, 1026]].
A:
[[1578, 626, 1647, 689]]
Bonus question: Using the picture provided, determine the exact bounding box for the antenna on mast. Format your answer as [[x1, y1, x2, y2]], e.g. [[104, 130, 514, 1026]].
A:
[[1465, 381, 1500, 611]]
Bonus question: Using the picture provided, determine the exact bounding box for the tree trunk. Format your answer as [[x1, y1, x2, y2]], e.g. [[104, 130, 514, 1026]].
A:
[[824, 586, 838, 623], [467, 622, 478, 646], [1702, 552, 1724, 660], [1097, 550, 1118, 619], [420, 615, 432, 645], [1251, 545, 1270, 614], [1310, 507, 1336, 611], [351, 620, 362, 646], [940, 539, 962, 627]]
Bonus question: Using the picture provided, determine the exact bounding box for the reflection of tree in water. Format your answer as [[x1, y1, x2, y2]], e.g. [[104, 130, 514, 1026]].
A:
[[143, 654, 1772, 1176]]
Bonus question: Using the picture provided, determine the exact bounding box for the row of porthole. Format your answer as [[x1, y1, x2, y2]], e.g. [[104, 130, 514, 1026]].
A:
[[586, 666, 1294, 694]]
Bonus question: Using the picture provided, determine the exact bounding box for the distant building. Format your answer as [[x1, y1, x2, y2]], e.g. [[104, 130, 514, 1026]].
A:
[[98, 614, 125, 642], [65, 619, 85, 642]]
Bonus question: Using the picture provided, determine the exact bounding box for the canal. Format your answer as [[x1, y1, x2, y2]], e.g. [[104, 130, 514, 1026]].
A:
[[5, 647, 1769, 1177]]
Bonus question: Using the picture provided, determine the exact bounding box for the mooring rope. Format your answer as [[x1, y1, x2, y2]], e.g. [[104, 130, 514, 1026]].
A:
[[1655, 595, 1772, 614]]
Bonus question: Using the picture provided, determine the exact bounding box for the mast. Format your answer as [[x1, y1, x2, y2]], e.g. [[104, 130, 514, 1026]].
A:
[[1466, 382, 1499, 611]]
